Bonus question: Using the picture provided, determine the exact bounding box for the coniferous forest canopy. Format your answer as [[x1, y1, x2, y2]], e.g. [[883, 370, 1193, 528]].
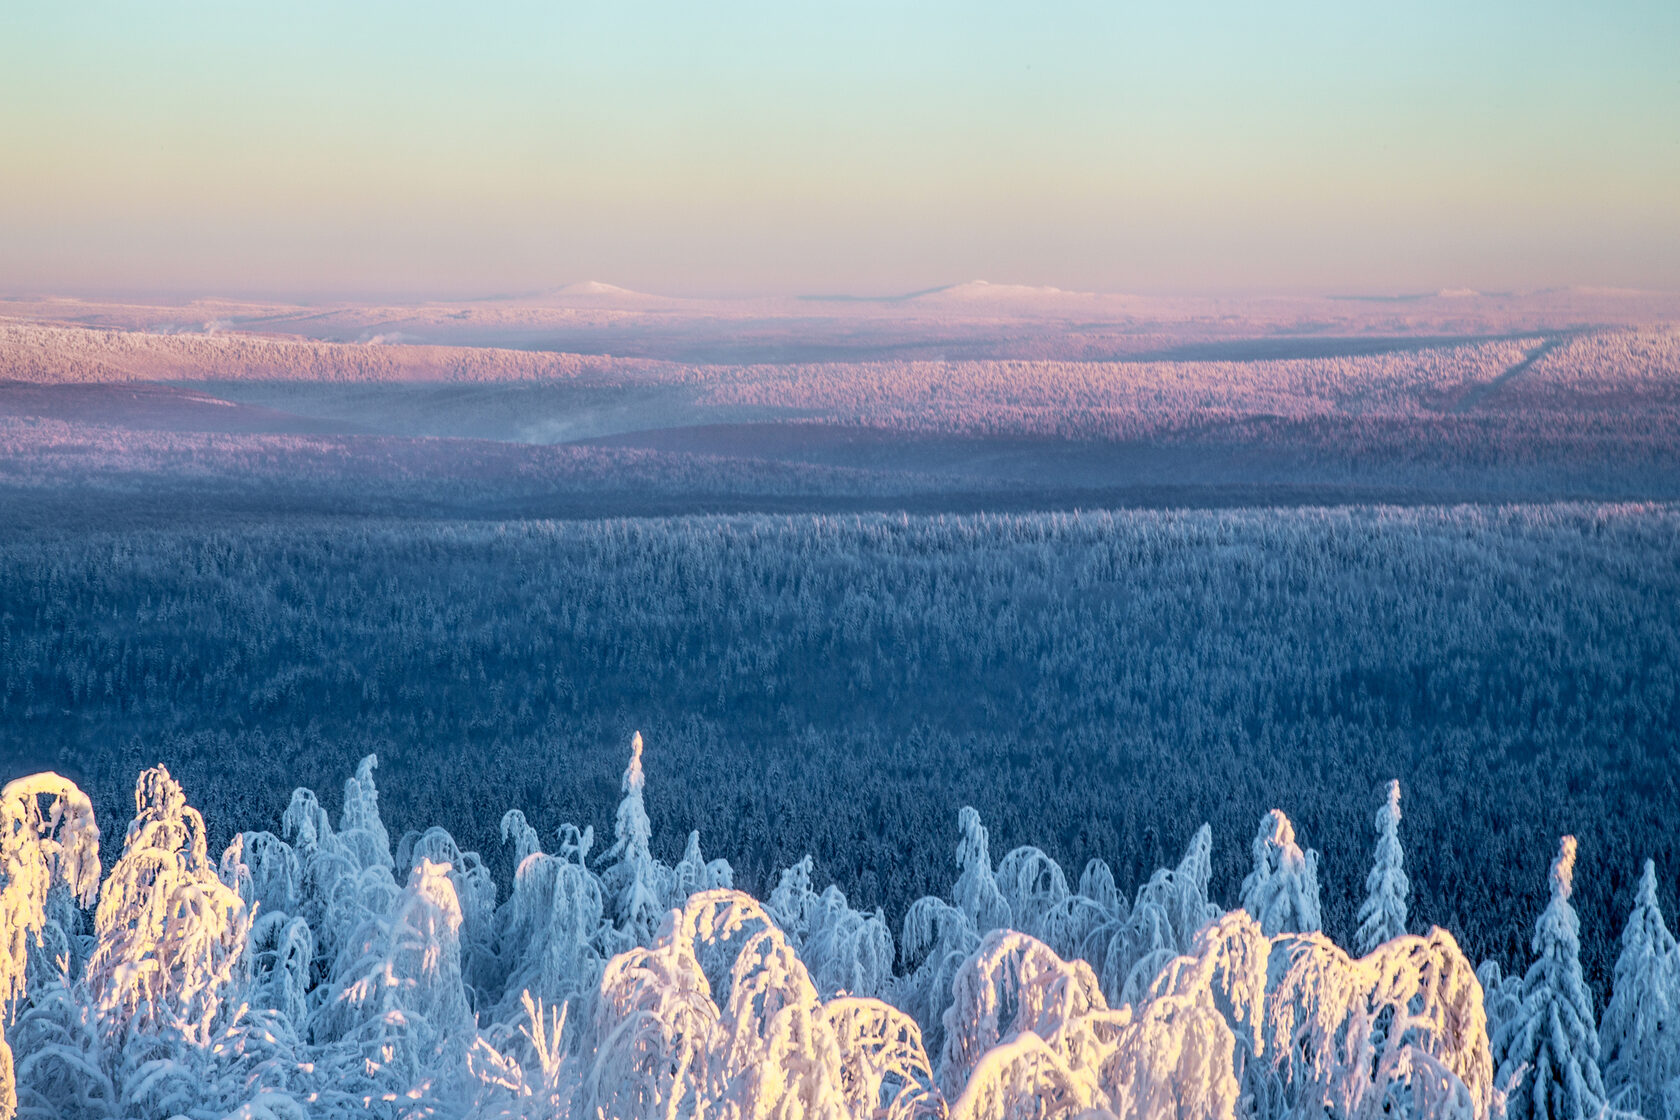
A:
[[3, 292, 1680, 1118], [5, 504, 1679, 995]]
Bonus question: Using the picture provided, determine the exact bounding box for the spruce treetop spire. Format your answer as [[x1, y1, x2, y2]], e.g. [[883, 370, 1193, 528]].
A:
[[1598, 857, 1680, 1114], [623, 730, 645, 796], [1355, 779, 1409, 955], [1240, 808, 1322, 937], [1494, 834, 1609, 1120]]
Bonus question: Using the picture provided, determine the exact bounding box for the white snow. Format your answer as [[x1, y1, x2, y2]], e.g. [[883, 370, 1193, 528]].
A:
[[1, 748, 1673, 1118]]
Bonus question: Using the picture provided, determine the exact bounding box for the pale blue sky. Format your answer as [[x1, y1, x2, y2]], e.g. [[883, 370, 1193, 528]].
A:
[[2, 2, 1676, 297]]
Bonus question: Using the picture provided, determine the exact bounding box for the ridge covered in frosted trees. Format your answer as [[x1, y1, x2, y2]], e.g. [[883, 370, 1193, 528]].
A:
[[4, 740, 1678, 1119], [5, 321, 1680, 528]]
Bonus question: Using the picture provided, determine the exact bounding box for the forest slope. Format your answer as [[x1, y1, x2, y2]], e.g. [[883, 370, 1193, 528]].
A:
[[3, 503, 1676, 994]]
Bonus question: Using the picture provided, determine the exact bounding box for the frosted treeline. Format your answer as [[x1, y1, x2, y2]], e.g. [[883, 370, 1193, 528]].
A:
[[6, 323, 1677, 517], [0, 324, 676, 385], [8, 322, 1679, 438], [0, 416, 932, 500], [6, 739, 1678, 1119], [690, 340, 1545, 437], [1525, 332, 1680, 406]]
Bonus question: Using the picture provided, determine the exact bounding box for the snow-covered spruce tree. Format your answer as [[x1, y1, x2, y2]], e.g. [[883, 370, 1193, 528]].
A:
[[937, 921, 1251, 1119], [668, 830, 733, 907], [312, 858, 476, 1112], [951, 806, 1011, 935], [993, 844, 1069, 943], [0, 773, 100, 1120], [587, 889, 927, 1120], [5, 969, 119, 1119], [767, 857, 894, 1000], [1108, 823, 1221, 991], [1494, 836, 1612, 1120], [1152, 824, 1221, 952], [935, 927, 1111, 1106], [220, 830, 302, 920], [489, 814, 608, 1026], [397, 825, 500, 1001], [596, 732, 671, 950], [1599, 859, 1680, 1116], [1478, 958, 1525, 1075], [86, 766, 249, 1048], [336, 754, 394, 875], [767, 854, 821, 945], [1263, 925, 1494, 1118], [1101, 897, 1179, 1009], [801, 885, 895, 1001], [279, 754, 401, 979], [1240, 808, 1323, 937], [895, 895, 980, 1062], [1037, 857, 1124, 967], [1355, 779, 1409, 955]]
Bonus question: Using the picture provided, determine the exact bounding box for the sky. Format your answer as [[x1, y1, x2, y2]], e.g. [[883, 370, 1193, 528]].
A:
[[2, 2, 1677, 300]]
